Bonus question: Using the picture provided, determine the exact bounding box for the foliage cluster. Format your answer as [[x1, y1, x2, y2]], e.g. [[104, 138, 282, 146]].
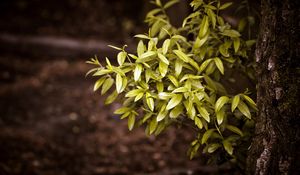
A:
[[87, 0, 256, 165]]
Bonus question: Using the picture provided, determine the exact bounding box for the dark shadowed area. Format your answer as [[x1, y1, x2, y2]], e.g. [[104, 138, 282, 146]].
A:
[[0, 0, 251, 174]]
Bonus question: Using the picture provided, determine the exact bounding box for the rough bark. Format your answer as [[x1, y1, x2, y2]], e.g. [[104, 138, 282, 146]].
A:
[[246, 0, 300, 174]]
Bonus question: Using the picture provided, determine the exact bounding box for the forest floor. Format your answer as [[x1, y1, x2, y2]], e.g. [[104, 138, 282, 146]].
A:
[[0, 51, 239, 175]]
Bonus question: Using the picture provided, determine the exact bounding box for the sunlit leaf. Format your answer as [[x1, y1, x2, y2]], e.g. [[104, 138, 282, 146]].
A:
[[231, 95, 240, 112], [237, 101, 251, 119], [115, 74, 123, 93], [166, 94, 183, 110], [101, 78, 114, 95], [223, 139, 233, 155], [134, 64, 143, 81], [117, 51, 127, 66], [137, 40, 145, 57], [197, 106, 210, 122], [159, 61, 168, 77], [128, 114, 135, 131], [194, 117, 203, 129], [173, 50, 190, 62], [162, 39, 170, 54], [216, 108, 225, 125], [164, 0, 179, 9], [149, 118, 158, 134], [198, 16, 209, 38], [219, 2, 233, 10], [207, 143, 221, 153], [170, 105, 184, 118], [214, 57, 224, 74], [215, 96, 229, 112], [93, 77, 106, 91], [158, 53, 169, 65], [201, 129, 215, 144], [125, 89, 144, 98], [146, 93, 155, 111], [105, 90, 118, 104], [140, 51, 156, 59]]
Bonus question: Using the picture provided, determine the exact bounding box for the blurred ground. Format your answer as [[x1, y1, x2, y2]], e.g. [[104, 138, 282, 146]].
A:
[[0, 0, 243, 174]]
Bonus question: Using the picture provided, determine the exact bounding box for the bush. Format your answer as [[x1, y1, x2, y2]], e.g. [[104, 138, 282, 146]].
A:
[[87, 0, 256, 166]]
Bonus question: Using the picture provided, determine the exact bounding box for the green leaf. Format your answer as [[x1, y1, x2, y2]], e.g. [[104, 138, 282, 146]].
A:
[[142, 113, 153, 123], [172, 87, 189, 93], [146, 8, 161, 18], [198, 16, 209, 38], [162, 39, 170, 54], [134, 92, 144, 102], [140, 51, 156, 59], [221, 29, 241, 37], [105, 57, 112, 69], [93, 77, 106, 91], [223, 139, 233, 155], [215, 96, 229, 112], [219, 44, 230, 57], [137, 40, 145, 57], [214, 57, 224, 74], [242, 94, 256, 107], [207, 143, 221, 153], [168, 75, 179, 87], [158, 53, 169, 65], [120, 112, 130, 119], [231, 95, 240, 112], [163, 0, 179, 9], [204, 74, 217, 91], [134, 34, 150, 40], [237, 101, 251, 119], [207, 9, 216, 28], [158, 92, 173, 100], [150, 20, 164, 37], [155, 0, 162, 6], [114, 107, 131, 115], [233, 38, 240, 53], [194, 117, 203, 129], [156, 82, 164, 92], [120, 77, 128, 92], [128, 114, 135, 131], [149, 118, 158, 134], [159, 61, 168, 77], [101, 78, 114, 95], [170, 105, 183, 118], [201, 129, 215, 144], [175, 59, 183, 77], [166, 94, 183, 110], [173, 50, 190, 62], [194, 34, 208, 48], [115, 74, 123, 93], [226, 125, 243, 136], [125, 89, 144, 98], [197, 106, 210, 122], [93, 69, 112, 76], [117, 51, 127, 66], [216, 108, 225, 125], [134, 64, 143, 81], [219, 2, 233, 10], [108, 45, 122, 50], [199, 59, 212, 73], [105, 90, 118, 104], [146, 93, 155, 111], [157, 109, 168, 121]]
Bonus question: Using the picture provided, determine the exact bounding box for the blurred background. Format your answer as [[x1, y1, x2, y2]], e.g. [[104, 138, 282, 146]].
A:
[[0, 0, 258, 174]]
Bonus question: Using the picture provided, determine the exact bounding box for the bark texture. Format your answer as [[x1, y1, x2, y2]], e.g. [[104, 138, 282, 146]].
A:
[[246, 0, 300, 174]]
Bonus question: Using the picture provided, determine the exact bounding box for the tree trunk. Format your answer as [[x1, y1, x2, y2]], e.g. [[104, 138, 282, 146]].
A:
[[246, 0, 300, 174]]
